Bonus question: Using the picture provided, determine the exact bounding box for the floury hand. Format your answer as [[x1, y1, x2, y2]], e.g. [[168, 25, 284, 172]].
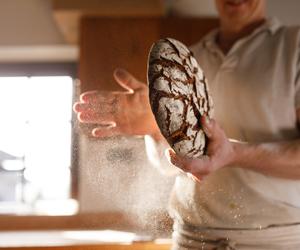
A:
[[73, 68, 160, 138]]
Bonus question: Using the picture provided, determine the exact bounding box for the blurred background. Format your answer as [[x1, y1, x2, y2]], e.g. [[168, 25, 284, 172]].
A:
[[0, 0, 299, 249]]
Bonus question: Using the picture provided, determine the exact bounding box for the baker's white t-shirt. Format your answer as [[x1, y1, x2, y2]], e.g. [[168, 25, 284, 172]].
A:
[[169, 18, 300, 229]]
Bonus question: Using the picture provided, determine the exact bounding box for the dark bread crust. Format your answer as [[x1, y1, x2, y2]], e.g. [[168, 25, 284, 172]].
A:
[[147, 38, 213, 158]]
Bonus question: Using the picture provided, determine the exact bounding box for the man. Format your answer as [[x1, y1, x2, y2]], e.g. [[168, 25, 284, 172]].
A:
[[74, 0, 300, 249]]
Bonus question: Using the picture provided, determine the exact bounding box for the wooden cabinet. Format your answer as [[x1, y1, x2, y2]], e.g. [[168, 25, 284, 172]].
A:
[[79, 17, 218, 92]]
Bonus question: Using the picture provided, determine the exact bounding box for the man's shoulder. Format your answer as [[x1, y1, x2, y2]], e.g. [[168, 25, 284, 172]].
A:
[[285, 25, 300, 35], [278, 25, 300, 33], [275, 25, 300, 48], [272, 22, 300, 39]]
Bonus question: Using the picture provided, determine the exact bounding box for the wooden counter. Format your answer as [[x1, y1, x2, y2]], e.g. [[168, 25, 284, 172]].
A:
[[0, 212, 173, 238], [0, 230, 171, 250], [2, 244, 171, 250]]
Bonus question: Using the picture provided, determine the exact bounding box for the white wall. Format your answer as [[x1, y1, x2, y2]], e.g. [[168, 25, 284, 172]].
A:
[[267, 0, 300, 25]]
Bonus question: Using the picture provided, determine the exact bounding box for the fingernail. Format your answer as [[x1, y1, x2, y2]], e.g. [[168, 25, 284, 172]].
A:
[[168, 150, 175, 163], [114, 68, 127, 80], [93, 128, 107, 137], [168, 149, 175, 157], [202, 116, 212, 137], [79, 112, 86, 119], [73, 103, 79, 112], [165, 149, 175, 164], [187, 173, 198, 182], [80, 93, 87, 102], [92, 128, 100, 137]]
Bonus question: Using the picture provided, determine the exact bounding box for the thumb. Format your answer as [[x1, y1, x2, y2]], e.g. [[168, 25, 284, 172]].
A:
[[113, 68, 143, 93], [201, 115, 217, 139]]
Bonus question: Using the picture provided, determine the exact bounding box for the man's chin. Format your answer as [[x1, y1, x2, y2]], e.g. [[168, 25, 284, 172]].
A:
[[223, 14, 250, 26]]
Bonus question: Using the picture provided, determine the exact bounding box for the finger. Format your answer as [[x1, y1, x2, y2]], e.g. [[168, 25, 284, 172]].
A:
[[113, 68, 144, 93], [166, 150, 209, 182], [165, 149, 185, 174], [166, 149, 188, 170], [73, 102, 90, 112], [92, 124, 123, 138], [166, 148, 212, 175], [187, 173, 208, 182], [165, 148, 174, 164], [201, 116, 217, 139], [77, 112, 114, 123], [80, 91, 117, 104], [170, 151, 211, 175], [201, 115, 213, 138], [80, 91, 99, 102], [187, 173, 202, 182], [188, 156, 211, 175], [76, 101, 117, 114]]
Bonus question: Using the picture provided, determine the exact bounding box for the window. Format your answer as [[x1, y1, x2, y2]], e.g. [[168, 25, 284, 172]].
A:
[[0, 74, 78, 215]]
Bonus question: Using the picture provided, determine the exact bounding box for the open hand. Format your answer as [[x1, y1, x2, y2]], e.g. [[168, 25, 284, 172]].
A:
[[73, 68, 159, 138], [166, 116, 236, 181]]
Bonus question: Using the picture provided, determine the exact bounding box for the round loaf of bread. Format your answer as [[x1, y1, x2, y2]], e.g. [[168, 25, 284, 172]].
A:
[[147, 38, 213, 158]]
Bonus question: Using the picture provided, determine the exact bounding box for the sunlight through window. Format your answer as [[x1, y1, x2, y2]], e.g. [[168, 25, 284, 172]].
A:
[[0, 76, 76, 215]]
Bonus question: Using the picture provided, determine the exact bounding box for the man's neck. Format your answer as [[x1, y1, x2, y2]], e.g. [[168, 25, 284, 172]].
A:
[[217, 18, 266, 54]]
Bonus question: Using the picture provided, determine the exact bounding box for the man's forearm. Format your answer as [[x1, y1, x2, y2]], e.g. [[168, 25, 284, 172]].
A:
[[232, 139, 300, 179]]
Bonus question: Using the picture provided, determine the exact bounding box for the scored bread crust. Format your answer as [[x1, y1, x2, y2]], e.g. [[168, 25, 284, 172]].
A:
[[147, 38, 213, 158]]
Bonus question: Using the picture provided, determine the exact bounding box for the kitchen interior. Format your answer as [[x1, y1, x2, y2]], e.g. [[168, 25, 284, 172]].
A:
[[0, 0, 299, 249]]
